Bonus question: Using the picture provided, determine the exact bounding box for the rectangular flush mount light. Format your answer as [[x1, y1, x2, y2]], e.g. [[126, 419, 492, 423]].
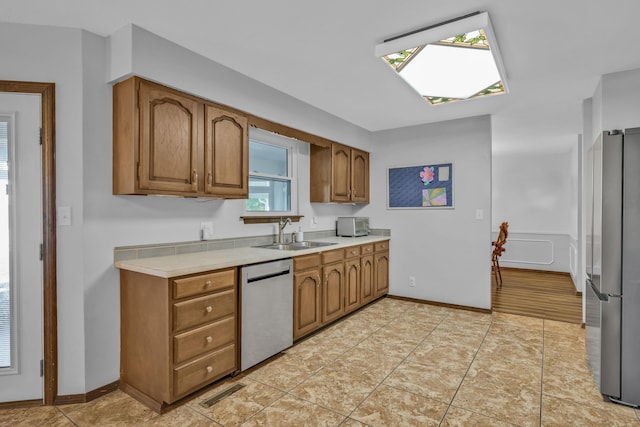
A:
[[375, 11, 508, 105]]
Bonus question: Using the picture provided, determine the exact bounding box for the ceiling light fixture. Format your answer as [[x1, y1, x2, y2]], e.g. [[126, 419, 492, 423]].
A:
[[375, 11, 508, 105]]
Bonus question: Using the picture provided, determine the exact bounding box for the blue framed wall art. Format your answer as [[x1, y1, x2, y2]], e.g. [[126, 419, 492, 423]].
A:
[[387, 162, 454, 209]]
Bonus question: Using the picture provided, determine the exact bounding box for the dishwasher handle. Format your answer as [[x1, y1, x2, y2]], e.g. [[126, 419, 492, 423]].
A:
[[246, 268, 291, 284]]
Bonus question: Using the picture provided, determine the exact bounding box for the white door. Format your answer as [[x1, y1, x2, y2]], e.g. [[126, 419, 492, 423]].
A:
[[0, 93, 43, 402]]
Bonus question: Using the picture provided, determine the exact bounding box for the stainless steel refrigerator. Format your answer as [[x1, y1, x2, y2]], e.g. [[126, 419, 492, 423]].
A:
[[586, 128, 640, 407]]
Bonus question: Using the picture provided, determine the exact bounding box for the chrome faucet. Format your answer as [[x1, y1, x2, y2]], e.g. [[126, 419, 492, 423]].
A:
[[277, 217, 292, 243]]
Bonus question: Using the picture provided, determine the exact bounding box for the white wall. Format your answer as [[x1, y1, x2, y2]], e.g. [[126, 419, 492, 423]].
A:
[[0, 23, 87, 394], [581, 98, 593, 319], [568, 136, 580, 287], [358, 116, 493, 310], [492, 150, 575, 274], [591, 68, 640, 144], [600, 68, 640, 132]]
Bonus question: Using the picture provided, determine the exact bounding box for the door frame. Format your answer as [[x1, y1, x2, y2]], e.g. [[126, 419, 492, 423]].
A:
[[0, 80, 57, 405]]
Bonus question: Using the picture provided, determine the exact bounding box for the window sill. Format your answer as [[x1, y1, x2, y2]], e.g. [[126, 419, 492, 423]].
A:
[[240, 215, 304, 224]]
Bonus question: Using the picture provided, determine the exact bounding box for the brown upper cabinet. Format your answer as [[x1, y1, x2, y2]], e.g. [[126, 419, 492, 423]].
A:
[[113, 77, 248, 198], [204, 104, 248, 197], [310, 142, 370, 203]]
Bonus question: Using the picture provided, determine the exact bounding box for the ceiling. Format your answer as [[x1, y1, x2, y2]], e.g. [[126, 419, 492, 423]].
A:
[[3, 0, 640, 154]]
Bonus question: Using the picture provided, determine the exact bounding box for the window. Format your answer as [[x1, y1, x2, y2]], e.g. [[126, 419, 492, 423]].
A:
[[245, 128, 298, 214]]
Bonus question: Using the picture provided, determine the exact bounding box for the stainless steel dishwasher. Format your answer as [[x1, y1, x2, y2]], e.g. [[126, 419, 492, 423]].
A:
[[241, 258, 293, 371]]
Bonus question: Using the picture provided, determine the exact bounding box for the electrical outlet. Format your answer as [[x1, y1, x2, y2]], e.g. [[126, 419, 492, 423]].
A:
[[408, 276, 416, 287], [200, 222, 214, 240]]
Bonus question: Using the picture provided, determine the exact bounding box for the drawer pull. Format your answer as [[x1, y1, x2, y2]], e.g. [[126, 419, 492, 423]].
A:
[[206, 366, 213, 373], [205, 280, 213, 288], [205, 306, 213, 313], [206, 336, 213, 343]]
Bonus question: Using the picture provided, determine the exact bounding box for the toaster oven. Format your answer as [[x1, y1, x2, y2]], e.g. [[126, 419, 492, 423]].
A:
[[336, 217, 369, 237]]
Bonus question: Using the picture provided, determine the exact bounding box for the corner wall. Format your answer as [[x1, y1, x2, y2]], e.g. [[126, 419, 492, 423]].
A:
[[358, 116, 492, 310]]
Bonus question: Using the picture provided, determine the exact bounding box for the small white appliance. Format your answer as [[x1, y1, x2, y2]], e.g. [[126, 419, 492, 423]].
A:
[[336, 217, 369, 237]]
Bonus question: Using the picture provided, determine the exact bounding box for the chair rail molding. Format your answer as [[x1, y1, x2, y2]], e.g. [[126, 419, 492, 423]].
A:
[[493, 231, 571, 273], [501, 238, 554, 265]]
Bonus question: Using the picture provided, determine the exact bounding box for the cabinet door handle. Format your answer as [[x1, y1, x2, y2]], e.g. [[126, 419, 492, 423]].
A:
[[205, 305, 213, 313], [192, 170, 198, 191], [316, 275, 321, 287], [352, 188, 356, 197], [207, 172, 212, 186]]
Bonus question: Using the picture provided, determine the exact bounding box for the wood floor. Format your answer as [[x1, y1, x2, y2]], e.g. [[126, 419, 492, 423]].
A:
[[492, 267, 583, 324]]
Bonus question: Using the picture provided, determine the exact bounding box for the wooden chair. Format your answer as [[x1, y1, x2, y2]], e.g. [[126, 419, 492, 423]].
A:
[[491, 221, 509, 288]]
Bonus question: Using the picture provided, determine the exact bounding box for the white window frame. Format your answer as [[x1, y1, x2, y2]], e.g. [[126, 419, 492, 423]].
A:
[[244, 127, 298, 216]]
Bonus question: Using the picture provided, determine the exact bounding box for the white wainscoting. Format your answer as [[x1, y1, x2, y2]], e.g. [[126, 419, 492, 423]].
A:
[[568, 237, 580, 291], [492, 231, 571, 273]]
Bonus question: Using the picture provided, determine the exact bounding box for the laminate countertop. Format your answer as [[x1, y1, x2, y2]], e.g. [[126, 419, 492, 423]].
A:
[[114, 235, 390, 278]]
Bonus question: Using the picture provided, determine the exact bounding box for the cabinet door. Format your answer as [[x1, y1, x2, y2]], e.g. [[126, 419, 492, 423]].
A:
[[204, 105, 248, 197], [361, 255, 374, 304], [331, 143, 351, 202], [322, 261, 345, 323], [293, 269, 322, 340], [374, 251, 389, 297], [351, 148, 369, 203], [344, 258, 361, 313], [138, 81, 200, 194]]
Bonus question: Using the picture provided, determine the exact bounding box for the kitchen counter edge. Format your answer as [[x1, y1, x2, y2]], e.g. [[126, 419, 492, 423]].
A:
[[114, 236, 390, 278]]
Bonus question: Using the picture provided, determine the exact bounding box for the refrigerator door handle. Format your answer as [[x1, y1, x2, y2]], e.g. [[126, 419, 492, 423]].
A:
[[590, 280, 611, 302]]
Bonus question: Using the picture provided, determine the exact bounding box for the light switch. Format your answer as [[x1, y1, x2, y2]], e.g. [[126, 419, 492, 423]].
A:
[[475, 209, 484, 220], [57, 206, 71, 226]]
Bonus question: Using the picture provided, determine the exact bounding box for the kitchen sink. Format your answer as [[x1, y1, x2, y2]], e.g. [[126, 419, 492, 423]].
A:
[[292, 241, 337, 248], [255, 241, 337, 251]]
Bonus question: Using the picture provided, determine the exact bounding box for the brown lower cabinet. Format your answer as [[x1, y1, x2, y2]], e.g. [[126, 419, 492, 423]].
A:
[[293, 254, 322, 340], [374, 241, 390, 297], [293, 240, 389, 340], [120, 267, 238, 413]]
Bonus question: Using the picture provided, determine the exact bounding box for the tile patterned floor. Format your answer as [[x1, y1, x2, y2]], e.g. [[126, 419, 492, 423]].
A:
[[2, 297, 640, 426]]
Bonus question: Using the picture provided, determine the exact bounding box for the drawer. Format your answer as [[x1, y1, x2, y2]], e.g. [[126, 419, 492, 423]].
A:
[[294, 253, 321, 271], [360, 244, 374, 255], [344, 246, 361, 259], [375, 241, 389, 252], [321, 249, 343, 264], [173, 316, 235, 364], [173, 344, 236, 398], [173, 289, 235, 332], [173, 268, 236, 299]]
